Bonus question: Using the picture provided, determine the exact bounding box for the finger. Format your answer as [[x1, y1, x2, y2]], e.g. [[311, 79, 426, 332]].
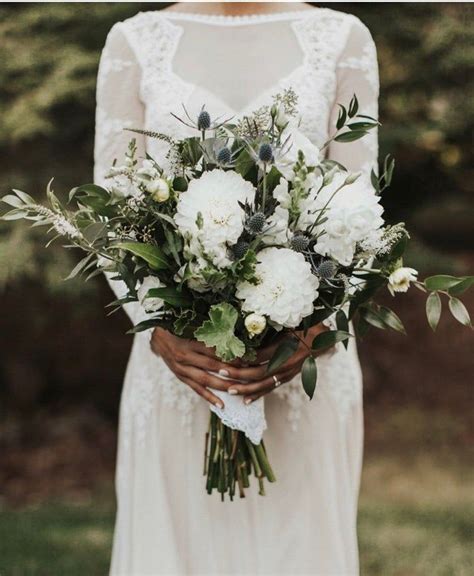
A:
[[188, 341, 244, 366], [244, 369, 301, 403], [183, 366, 240, 393], [227, 374, 284, 398], [176, 374, 224, 408]]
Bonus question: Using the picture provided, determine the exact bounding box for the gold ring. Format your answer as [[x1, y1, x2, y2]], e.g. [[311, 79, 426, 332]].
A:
[[272, 375, 281, 388]]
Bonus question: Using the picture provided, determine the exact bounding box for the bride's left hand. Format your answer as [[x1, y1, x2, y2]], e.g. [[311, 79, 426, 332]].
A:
[[226, 323, 330, 404]]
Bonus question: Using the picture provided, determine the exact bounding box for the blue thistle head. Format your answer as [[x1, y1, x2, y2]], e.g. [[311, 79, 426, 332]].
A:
[[232, 240, 250, 259], [290, 234, 309, 253], [247, 212, 266, 234], [197, 109, 211, 130], [217, 147, 231, 165], [317, 260, 337, 279], [258, 143, 273, 163]]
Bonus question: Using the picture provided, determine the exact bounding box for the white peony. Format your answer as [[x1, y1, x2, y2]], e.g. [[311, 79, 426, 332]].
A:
[[137, 276, 166, 313], [276, 122, 321, 180], [174, 170, 256, 268], [388, 267, 418, 296], [236, 247, 319, 328], [313, 174, 384, 266], [147, 178, 170, 202]]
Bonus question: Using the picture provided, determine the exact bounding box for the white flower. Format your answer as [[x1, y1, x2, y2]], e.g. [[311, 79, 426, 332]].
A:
[[274, 104, 289, 129], [137, 276, 166, 313], [174, 169, 256, 268], [137, 160, 159, 180], [147, 178, 170, 202], [244, 313, 267, 338], [109, 174, 138, 200], [262, 205, 289, 245], [276, 122, 320, 180], [388, 267, 418, 296], [313, 174, 384, 265], [236, 247, 319, 328]]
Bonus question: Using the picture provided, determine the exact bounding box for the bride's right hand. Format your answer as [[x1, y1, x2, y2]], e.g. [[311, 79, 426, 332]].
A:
[[150, 327, 241, 409]]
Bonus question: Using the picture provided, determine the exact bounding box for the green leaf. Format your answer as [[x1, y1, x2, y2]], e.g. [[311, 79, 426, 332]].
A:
[[147, 287, 191, 308], [360, 307, 386, 330], [2, 194, 24, 208], [64, 253, 95, 281], [127, 318, 163, 334], [194, 303, 246, 362], [426, 292, 442, 331], [312, 330, 352, 351], [370, 169, 380, 193], [348, 121, 378, 131], [267, 338, 299, 373], [12, 189, 35, 205], [378, 306, 406, 334], [74, 184, 109, 199], [348, 94, 359, 117], [448, 297, 472, 327], [336, 105, 347, 129], [336, 310, 349, 349], [448, 276, 474, 296], [113, 241, 169, 271], [1, 209, 28, 220], [334, 130, 369, 143], [301, 356, 317, 400], [82, 222, 107, 243], [424, 275, 464, 291]]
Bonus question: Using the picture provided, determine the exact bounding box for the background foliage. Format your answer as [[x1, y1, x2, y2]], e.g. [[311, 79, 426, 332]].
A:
[[0, 6, 472, 572]]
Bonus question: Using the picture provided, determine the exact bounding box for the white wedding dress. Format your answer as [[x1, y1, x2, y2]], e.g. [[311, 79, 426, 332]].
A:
[[94, 8, 379, 576]]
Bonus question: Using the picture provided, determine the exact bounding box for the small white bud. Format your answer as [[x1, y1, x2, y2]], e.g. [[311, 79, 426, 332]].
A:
[[244, 313, 267, 338], [388, 266, 418, 296], [147, 178, 170, 202]]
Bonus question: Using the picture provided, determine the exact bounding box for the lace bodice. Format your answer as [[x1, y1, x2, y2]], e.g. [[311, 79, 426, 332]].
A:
[[94, 8, 378, 440]]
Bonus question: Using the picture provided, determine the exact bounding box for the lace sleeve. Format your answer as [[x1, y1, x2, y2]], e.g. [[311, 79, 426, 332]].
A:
[[327, 19, 379, 178], [94, 23, 145, 324]]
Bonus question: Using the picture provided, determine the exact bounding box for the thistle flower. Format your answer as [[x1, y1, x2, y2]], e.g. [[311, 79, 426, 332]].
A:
[[232, 240, 250, 260], [316, 260, 337, 279], [290, 234, 309, 253], [247, 212, 266, 234], [197, 110, 211, 131], [217, 147, 232, 165], [258, 143, 273, 164]]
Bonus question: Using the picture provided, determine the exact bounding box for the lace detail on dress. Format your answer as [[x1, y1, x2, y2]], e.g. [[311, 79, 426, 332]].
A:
[[290, 10, 355, 146], [338, 35, 379, 94]]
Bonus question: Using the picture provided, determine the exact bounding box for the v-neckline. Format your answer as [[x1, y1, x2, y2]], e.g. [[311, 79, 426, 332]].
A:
[[156, 11, 319, 118]]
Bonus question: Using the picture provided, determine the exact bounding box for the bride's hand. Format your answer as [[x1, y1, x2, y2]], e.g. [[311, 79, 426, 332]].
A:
[[150, 327, 242, 409], [225, 323, 330, 404]]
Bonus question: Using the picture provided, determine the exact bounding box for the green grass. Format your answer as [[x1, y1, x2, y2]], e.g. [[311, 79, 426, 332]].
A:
[[0, 454, 472, 576]]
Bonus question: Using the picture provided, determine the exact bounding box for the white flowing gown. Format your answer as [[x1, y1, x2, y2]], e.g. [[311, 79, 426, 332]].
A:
[[94, 8, 379, 576]]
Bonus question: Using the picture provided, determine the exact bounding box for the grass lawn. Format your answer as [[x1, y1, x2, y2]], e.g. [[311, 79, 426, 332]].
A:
[[1, 451, 472, 576]]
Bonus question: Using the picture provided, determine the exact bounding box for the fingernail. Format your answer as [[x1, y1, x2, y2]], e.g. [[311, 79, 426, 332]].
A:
[[244, 398, 252, 405], [218, 369, 230, 377], [215, 401, 224, 409], [228, 389, 238, 395]]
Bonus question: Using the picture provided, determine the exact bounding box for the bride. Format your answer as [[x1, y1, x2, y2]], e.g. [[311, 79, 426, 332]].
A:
[[94, 2, 378, 574]]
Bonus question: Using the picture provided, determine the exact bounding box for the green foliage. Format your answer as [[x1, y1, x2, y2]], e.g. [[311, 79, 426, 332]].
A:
[[194, 303, 246, 361]]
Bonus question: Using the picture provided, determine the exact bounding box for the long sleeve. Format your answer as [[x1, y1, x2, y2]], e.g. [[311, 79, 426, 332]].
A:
[[327, 19, 379, 177], [94, 23, 145, 325]]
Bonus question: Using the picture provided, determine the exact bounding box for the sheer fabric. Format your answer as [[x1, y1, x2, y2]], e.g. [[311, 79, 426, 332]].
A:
[[94, 8, 378, 575]]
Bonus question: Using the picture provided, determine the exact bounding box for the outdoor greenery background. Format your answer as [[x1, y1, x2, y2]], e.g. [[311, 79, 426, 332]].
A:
[[0, 3, 473, 575]]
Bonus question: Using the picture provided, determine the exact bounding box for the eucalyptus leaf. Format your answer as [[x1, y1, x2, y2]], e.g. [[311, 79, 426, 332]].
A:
[[147, 287, 191, 308], [312, 330, 352, 350], [425, 275, 464, 291], [426, 291, 442, 331], [267, 338, 299, 373], [301, 356, 317, 400], [448, 297, 472, 327], [448, 276, 474, 296], [113, 241, 169, 270], [378, 306, 406, 334]]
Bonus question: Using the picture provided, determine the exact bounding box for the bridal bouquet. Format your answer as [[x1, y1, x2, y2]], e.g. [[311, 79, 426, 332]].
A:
[[2, 90, 472, 500]]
